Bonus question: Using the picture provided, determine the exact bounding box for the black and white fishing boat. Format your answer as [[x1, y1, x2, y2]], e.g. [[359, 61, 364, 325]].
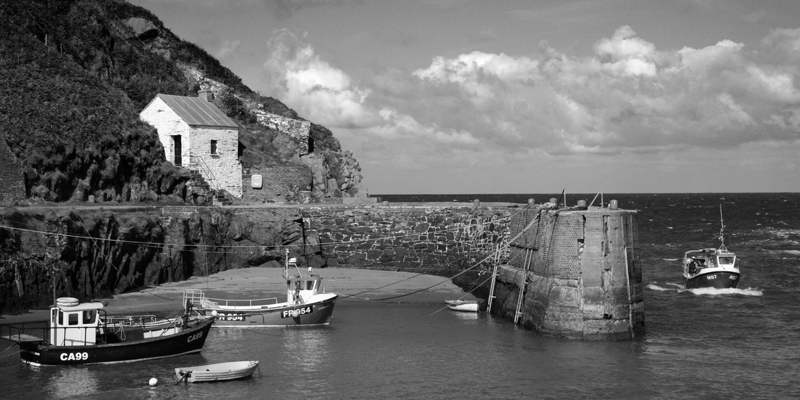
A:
[[2, 297, 215, 366], [682, 205, 740, 289], [183, 251, 337, 327]]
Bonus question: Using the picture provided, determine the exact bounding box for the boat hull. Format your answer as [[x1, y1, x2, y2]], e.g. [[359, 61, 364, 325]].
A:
[[447, 304, 479, 312], [18, 317, 215, 366], [684, 270, 740, 289], [445, 300, 481, 312], [176, 360, 259, 383], [206, 296, 337, 327]]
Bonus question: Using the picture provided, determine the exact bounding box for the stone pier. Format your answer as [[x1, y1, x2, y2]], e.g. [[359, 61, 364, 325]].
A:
[[489, 201, 644, 340]]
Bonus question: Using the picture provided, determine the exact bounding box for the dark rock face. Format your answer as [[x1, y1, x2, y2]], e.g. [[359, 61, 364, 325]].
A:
[[0, 207, 311, 314]]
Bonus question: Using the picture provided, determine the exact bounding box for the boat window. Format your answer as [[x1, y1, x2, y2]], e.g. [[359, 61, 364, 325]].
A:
[[718, 256, 734, 265], [58, 310, 64, 325], [306, 281, 314, 290], [68, 312, 79, 326], [83, 310, 96, 324]]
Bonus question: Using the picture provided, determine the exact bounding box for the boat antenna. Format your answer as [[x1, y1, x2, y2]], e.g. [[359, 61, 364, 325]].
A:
[[718, 204, 727, 252]]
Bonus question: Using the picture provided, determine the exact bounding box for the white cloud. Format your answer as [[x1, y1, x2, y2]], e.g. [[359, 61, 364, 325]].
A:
[[262, 29, 378, 129], [261, 26, 800, 193]]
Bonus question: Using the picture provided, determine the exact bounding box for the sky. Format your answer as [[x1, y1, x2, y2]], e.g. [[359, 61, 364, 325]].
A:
[[128, 0, 800, 194]]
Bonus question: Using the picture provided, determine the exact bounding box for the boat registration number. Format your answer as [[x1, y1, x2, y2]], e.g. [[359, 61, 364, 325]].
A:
[[60, 352, 89, 361], [281, 306, 313, 318], [219, 314, 246, 321]]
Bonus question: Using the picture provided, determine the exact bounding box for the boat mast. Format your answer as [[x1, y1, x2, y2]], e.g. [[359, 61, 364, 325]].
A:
[[284, 248, 289, 279], [718, 204, 727, 252]]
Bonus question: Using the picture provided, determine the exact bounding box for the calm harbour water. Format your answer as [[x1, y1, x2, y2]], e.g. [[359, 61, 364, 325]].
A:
[[1, 193, 799, 399]]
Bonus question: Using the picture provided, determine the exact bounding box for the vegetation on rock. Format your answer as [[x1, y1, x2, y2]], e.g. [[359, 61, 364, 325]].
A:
[[0, 0, 366, 204]]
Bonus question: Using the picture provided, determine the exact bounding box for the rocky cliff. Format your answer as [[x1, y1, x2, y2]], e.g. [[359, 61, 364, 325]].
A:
[[0, 0, 367, 206], [0, 206, 311, 314]]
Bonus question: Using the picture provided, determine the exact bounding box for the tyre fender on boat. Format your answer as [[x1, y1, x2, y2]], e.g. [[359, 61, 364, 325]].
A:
[[57, 297, 80, 307]]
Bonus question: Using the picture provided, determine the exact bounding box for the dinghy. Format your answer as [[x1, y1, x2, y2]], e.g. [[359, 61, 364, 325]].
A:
[[175, 360, 260, 383], [445, 300, 480, 312]]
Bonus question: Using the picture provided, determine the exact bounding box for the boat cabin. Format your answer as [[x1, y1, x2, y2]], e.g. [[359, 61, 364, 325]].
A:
[[50, 300, 104, 346], [685, 248, 736, 274], [286, 275, 324, 304]]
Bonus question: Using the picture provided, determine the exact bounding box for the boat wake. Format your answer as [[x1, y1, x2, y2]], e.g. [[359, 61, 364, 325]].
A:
[[646, 282, 684, 291], [647, 283, 762, 296], [684, 287, 763, 296]]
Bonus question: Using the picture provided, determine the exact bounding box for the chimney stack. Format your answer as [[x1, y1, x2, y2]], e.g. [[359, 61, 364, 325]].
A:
[[198, 89, 213, 102]]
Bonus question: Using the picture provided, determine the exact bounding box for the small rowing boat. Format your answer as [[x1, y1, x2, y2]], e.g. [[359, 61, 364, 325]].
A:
[[175, 360, 260, 383], [445, 300, 480, 312]]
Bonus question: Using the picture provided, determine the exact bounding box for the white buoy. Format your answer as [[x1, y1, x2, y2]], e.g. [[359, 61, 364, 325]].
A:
[[211, 310, 218, 317], [149, 377, 158, 387]]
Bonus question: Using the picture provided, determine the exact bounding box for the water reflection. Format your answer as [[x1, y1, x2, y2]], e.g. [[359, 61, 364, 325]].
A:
[[279, 328, 333, 396], [451, 311, 478, 320], [46, 366, 99, 398]]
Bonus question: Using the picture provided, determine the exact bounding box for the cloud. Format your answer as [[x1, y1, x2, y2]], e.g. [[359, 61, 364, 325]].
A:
[[261, 25, 800, 183]]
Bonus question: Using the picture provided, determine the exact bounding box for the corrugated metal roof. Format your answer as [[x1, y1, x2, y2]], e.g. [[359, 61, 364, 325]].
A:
[[157, 94, 239, 128]]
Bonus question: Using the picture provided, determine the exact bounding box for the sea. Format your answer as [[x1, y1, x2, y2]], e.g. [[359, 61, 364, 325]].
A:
[[0, 193, 798, 399]]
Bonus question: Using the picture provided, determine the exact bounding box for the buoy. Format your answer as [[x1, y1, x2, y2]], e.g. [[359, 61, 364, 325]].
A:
[[211, 310, 218, 317], [291, 309, 300, 318], [149, 377, 158, 387]]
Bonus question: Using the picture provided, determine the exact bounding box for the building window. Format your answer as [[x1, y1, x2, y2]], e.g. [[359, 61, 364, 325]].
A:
[[210, 140, 218, 155]]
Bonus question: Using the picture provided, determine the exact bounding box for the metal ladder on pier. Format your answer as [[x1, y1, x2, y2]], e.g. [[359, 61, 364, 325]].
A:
[[486, 244, 501, 312], [514, 247, 533, 324]]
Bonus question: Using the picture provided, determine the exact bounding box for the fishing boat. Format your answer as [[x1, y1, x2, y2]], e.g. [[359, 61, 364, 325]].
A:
[[183, 252, 337, 327], [446, 299, 481, 312], [2, 297, 215, 366], [682, 205, 740, 289], [175, 360, 260, 383]]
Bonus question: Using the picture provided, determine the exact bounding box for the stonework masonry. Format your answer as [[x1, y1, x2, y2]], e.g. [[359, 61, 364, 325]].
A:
[[241, 164, 313, 203], [489, 204, 644, 340], [301, 205, 513, 272]]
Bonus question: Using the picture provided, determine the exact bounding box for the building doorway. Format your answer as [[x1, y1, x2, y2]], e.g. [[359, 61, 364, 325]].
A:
[[172, 135, 182, 166]]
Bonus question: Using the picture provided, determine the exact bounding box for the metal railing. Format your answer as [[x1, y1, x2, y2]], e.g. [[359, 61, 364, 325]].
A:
[[188, 155, 222, 192], [183, 289, 279, 310]]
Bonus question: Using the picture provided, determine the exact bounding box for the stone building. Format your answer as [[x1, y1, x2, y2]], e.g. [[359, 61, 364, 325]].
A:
[[140, 91, 243, 198], [0, 134, 26, 206]]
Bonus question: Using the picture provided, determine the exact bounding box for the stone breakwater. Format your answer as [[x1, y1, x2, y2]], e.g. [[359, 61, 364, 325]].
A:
[[0, 203, 516, 314], [489, 203, 645, 340]]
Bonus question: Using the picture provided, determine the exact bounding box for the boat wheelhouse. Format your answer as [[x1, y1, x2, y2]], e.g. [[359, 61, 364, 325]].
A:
[[682, 247, 740, 289]]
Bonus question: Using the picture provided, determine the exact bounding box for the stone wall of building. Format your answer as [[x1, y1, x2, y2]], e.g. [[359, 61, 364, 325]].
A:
[[0, 135, 25, 206], [140, 96, 243, 198]]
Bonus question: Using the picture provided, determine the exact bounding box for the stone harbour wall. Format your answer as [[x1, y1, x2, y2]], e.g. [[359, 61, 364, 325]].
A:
[[301, 204, 515, 273], [489, 203, 645, 340]]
